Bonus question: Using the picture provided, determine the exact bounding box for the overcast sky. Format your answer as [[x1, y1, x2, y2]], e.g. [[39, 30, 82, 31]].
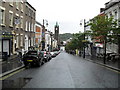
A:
[[27, 0, 109, 34]]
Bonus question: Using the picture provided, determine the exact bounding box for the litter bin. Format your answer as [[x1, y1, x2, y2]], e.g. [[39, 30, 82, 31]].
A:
[[2, 52, 8, 61]]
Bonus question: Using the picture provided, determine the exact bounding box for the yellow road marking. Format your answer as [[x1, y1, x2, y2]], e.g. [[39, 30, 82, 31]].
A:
[[0, 68, 25, 80]]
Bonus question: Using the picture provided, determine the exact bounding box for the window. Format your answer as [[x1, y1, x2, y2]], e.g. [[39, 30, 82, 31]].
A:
[[2, 0, 6, 2], [21, 0, 24, 3], [9, 1, 13, 6], [109, 12, 112, 17], [16, 2, 19, 10], [29, 22, 31, 31], [21, 2, 23, 12], [31, 23, 33, 31], [9, 11, 13, 27], [16, 35, 19, 48], [29, 9, 31, 16], [33, 24, 35, 32], [0, 7, 5, 25], [15, 13, 20, 28], [25, 21, 28, 31], [114, 11, 117, 20], [25, 6, 28, 15], [20, 35, 23, 46], [20, 16, 23, 28]]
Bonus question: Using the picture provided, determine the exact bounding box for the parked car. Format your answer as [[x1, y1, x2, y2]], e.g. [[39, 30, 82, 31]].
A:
[[22, 50, 44, 67], [50, 52, 57, 58], [54, 51, 59, 56], [40, 51, 49, 62], [46, 51, 52, 61]]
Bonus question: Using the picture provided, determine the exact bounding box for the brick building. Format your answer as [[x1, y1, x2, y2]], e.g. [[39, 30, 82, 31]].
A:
[[0, 0, 36, 58]]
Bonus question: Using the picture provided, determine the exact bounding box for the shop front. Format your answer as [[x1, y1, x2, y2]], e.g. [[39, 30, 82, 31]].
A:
[[1, 32, 13, 57]]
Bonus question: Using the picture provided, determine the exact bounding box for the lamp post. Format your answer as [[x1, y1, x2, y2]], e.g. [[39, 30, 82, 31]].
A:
[[118, 20, 120, 61], [42, 19, 48, 50], [80, 19, 86, 58], [50, 32, 53, 52]]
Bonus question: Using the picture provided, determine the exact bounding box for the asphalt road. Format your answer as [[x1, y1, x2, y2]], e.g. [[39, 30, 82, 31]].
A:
[[2, 51, 119, 88]]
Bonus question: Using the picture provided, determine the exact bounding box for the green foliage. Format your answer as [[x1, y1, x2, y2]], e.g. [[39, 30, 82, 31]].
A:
[[59, 33, 73, 41], [65, 32, 88, 51], [88, 15, 118, 43]]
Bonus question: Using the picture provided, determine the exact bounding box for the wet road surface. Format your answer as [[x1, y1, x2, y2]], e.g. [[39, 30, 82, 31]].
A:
[[2, 51, 119, 88]]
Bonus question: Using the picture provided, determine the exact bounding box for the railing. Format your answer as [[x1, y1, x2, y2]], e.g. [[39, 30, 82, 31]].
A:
[[97, 52, 120, 62]]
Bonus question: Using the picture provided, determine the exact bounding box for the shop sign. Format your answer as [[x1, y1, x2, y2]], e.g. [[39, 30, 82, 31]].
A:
[[2, 34, 13, 39]]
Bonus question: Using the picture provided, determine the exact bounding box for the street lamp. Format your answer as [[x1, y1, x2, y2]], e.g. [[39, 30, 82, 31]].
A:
[[50, 32, 53, 52], [42, 19, 48, 51], [80, 19, 86, 58]]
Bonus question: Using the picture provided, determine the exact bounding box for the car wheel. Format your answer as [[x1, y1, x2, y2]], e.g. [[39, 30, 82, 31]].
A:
[[24, 62, 28, 67], [36, 61, 41, 67], [41, 61, 44, 65]]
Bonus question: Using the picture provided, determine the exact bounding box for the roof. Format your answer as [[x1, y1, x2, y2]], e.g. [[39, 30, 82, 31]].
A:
[[25, 2, 36, 11], [36, 21, 43, 26], [105, 0, 120, 10]]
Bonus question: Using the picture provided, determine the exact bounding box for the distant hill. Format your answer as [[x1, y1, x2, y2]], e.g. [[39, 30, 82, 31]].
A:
[[59, 33, 73, 42]]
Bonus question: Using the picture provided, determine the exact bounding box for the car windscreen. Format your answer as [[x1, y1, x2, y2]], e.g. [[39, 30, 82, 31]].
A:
[[27, 51, 37, 55]]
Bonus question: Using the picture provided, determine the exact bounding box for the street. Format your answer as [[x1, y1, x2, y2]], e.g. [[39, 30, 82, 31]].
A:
[[2, 51, 119, 88]]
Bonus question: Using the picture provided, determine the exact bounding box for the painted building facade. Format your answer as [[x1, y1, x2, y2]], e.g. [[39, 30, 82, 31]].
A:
[[35, 21, 42, 50]]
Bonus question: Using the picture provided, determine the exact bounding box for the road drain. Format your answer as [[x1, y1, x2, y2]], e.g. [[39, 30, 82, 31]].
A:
[[2, 77, 32, 88]]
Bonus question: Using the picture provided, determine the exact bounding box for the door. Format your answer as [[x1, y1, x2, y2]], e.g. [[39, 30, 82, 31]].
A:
[[3, 40, 10, 55]]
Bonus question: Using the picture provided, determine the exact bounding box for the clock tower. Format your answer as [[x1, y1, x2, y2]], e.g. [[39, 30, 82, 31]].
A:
[[54, 22, 60, 48]]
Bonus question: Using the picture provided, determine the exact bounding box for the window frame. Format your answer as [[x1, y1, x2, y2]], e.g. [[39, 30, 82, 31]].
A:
[[20, 16, 23, 28], [0, 7, 6, 26], [15, 13, 20, 28], [16, 2, 19, 10], [9, 11, 13, 27], [20, 2, 23, 12], [9, 1, 14, 7]]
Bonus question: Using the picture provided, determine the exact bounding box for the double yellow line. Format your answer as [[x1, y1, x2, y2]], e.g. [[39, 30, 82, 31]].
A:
[[0, 68, 25, 80]]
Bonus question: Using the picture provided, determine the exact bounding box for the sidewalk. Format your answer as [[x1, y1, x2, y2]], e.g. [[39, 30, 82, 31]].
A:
[[73, 52, 120, 72], [86, 56, 120, 69], [84, 55, 120, 71], [0, 54, 24, 76]]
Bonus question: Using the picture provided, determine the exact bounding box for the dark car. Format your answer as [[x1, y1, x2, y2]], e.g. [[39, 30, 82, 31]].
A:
[[22, 50, 43, 67]]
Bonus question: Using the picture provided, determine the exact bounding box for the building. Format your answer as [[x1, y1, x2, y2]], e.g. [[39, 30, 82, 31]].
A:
[[52, 38, 58, 51], [24, 2, 36, 51], [0, 0, 36, 58], [54, 22, 60, 49], [45, 30, 51, 51], [0, 0, 26, 56], [35, 21, 42, 50], [84, 21, 93, 56], [85, 11, 105, 56], [104, 0, 120, 53]]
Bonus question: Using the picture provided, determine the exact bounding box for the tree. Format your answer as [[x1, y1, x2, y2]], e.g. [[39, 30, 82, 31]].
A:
[[88, 15, 118, 64], [65, 32, 88, 54]]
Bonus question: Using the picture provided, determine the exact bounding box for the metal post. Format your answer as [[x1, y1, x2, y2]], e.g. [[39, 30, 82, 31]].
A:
[[103, 37, 106, 64], [83, 19, 85, 58], [42, 19, 45, 51], [51, 32, 53, 52]]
